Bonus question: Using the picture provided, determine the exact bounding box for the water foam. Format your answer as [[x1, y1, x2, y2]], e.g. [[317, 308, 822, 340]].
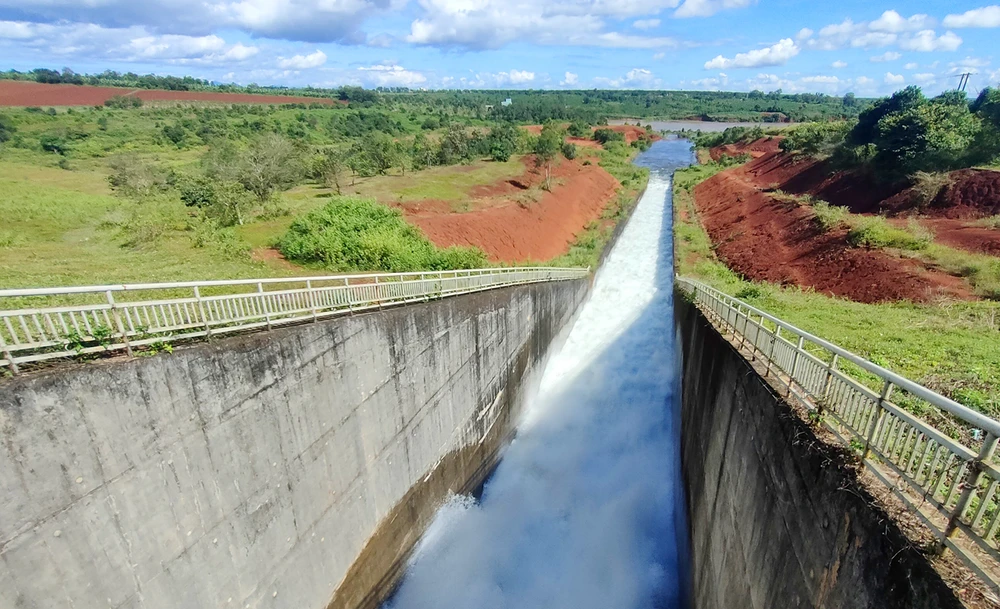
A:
[[388, 142, 689, 609]]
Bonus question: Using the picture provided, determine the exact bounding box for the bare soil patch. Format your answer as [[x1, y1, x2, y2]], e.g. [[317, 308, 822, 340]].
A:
[[398, 156, 620, 262], [709, 137, 781, 161], [0, 81, 337, 107], [693, 164, 972, 303]]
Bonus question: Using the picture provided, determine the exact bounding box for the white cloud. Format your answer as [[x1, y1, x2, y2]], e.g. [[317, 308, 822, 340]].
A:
[[904, 62, 918, 70], [633, 18, 660, 30], [674, 0, 753, 19], [796, 28, 813, 40], [0, 0, 399, 44], [913, 73, 936, 84], [652, 52, 665, 60], [561, 71, 579, 86], [0, 20, 259, 65], [356, 64, 427, 87], [831, 60, 848, 69], [806, 12, 957, 52], [593, 67, 660, 89], [503, 69, 536, 84], [885, 71, 905, 85], [704, 38, 798, 70], [869, 10, 935, 33], [277, 49, 327, 69], [592, 32, 677, 48], [951, 56, 991, 68], [406, 0, 684, 50], [870, 51, 901, 62], [800, 75, 840, 85], [899, 30, 962, 52], [944, 6, 1000, 28]]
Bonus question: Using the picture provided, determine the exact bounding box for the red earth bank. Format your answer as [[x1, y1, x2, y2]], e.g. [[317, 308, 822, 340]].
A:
[[692, 154, 973, 303], [709, 137, 782, 161], [398, 156, 620, 262], [0, 80, 338, 107]]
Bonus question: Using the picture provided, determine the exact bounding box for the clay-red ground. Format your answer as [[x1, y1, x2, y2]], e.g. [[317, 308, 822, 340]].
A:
[[0, 80, 337, 106], [709, 137, 781, 161], [397, 156, 620, 262], [718, 142, 1000, 259], [694, 147, 974, 303]]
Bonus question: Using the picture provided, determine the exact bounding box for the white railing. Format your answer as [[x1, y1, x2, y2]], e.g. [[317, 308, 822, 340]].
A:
[[677, 276, 1000, 593], [0, 267, 590, 373]]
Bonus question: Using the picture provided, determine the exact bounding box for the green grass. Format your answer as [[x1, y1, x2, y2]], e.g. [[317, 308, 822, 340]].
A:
[[973, 215, 1000, 229], [846, 216, 934, 250], [673, 162, 1000, 423]]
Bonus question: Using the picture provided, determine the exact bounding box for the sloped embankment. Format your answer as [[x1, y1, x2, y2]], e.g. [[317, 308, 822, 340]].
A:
[[400, 156, 621, 263], [692, 147, 973, 303]]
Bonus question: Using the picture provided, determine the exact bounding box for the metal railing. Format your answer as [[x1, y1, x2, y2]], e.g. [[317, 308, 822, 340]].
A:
[[0, 267, 589, 373], [677, 276, 1000, 593]]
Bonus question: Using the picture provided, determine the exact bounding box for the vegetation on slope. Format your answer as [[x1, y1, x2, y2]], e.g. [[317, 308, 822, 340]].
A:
[[673, 162, 1000, 422]]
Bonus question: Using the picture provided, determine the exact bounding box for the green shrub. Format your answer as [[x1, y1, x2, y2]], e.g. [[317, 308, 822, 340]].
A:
[[593, 128, 624, 145], [561, 142, 577, 160], [277, 196, 488, 272], [778, 122, 850, 155], [908, 171, 952, 209], [105, 95, 143, 109], [847, 216, 932, 250], [812, 201, 849, 232]]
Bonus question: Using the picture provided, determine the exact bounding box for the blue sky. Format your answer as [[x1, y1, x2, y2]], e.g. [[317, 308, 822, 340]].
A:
[[1, 0, 999, 95]]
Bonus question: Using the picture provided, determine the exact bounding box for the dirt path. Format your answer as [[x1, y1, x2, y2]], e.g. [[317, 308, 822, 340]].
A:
[[693, 160, 973, 303]]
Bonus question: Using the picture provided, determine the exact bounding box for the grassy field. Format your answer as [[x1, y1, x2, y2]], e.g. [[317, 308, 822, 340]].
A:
[[673, 163, 1000, 421]]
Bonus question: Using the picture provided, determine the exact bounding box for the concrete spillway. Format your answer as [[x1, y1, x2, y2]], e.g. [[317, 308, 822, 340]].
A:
[[388, 140, 697, 609]]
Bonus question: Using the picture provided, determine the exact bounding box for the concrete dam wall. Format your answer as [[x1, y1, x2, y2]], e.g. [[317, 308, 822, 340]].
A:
[[0, 279, 589, 609], [674, 292, 963, 609]]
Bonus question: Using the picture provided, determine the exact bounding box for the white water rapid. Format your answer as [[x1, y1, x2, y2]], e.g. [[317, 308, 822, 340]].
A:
[[387, 139, 694, 609]]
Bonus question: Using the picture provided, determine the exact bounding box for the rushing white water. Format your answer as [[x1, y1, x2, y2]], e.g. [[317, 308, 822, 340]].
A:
[[388, 140, 694, 609]]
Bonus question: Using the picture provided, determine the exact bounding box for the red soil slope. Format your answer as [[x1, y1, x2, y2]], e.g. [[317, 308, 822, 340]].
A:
[[709, 137, 781, 161], [0, 80, 337, 106], [693, 154, 972, 303], [399, 156, 620, 262]]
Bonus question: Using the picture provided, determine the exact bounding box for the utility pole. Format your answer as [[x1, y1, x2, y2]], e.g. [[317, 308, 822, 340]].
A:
[[957, 72, 972, 92]]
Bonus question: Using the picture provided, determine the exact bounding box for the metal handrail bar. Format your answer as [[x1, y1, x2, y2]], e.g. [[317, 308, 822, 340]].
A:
[[678, 277, 1000, 438], [0, 267, 573, 298], [0, 267, 590, 372], [676, 274, 1000, 593]]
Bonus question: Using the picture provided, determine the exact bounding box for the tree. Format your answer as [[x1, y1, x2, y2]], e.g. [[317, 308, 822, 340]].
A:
[[848, 85, 924, 147], [162, 123, 186, 146], [107, 155, 166, 200], [411, 132, 436, 170], [208, 181, 256, 226], [567, 121, 590, 138], [0, 114, 16, 143], [487, 123, 520, 162], [239, 133, 302, 202], [438, 125, 471, 165], [317, 148, 348, 194], [534, 123, 561, 190]]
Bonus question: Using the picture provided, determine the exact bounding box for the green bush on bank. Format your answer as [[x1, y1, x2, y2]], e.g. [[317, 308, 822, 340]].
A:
[[276, 196, 488, 272]]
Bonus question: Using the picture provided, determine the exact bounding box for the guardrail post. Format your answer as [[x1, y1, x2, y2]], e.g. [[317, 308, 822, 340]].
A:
[[945, 433, 999, 539], [863, 380, 893, 459], [258, 282, 272, 330], [765, 324, 780, 377], [106, 290, 132, 357], [0, 331, 18, 375], [194, 286, 211, 338], [787, 335, 805, 397], [306, 280, 319, 322], [822, 354, 839, 399]]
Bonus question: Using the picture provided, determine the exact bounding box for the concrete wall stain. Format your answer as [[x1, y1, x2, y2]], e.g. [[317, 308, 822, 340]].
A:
[[675, 292, 964, 609], [0, 280, 588, 609]]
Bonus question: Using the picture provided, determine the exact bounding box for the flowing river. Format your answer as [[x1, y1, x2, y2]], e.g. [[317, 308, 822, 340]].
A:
[[387, 138, 696, 609]]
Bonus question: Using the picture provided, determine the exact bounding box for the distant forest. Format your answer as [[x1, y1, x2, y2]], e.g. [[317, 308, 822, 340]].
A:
[[1, 67, 868, 123]]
